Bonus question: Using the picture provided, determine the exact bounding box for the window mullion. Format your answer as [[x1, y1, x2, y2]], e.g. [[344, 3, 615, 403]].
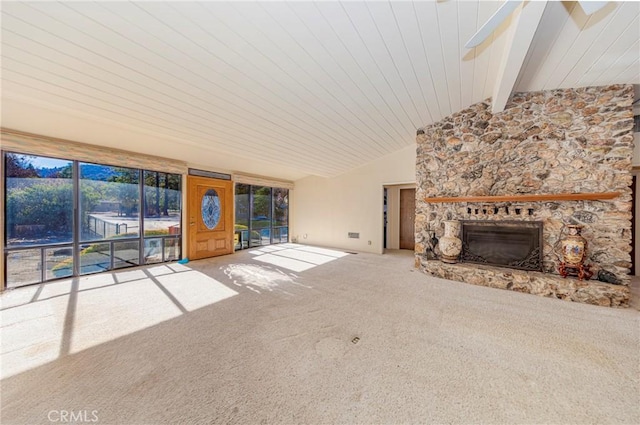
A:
[[139, 169, 144, 266], [73, 160, 80, 277]]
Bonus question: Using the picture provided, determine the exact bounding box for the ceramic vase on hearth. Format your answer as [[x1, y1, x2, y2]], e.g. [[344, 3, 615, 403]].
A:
[[439, 220, 462, 264], [560, 224, 587, 266]]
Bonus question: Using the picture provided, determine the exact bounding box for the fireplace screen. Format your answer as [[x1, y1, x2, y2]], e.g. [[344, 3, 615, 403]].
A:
[[460, 220, 543, 271]]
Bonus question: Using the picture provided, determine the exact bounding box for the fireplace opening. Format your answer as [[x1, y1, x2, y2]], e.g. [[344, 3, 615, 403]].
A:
[[460, 220, 543, 271]]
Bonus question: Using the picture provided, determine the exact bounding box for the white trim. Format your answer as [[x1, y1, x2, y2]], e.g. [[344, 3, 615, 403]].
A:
[[1, 128, 187, 175], [233, 173, 294, 190]]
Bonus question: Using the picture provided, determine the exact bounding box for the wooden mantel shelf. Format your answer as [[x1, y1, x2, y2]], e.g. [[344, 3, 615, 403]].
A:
[[424, 192, 621, 203]]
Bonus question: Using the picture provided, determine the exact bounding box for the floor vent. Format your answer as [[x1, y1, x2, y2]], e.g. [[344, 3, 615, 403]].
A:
[[348, 232, 360, 238]]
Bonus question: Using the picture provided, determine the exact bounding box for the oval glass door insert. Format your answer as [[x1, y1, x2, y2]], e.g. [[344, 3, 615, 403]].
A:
[[201, 189, 221, 229]]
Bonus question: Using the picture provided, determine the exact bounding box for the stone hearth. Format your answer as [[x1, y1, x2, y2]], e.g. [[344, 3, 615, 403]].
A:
[[415, 85, 634, 307], [416, 258, 629, 307]]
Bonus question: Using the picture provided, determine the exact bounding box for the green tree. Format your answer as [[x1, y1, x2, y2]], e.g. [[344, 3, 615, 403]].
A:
[[252, 186, 271, 219], [273, 188, 288, 226], [144, 172, 181, 217], [52, 164, 73, 178], [7, 183, 73, 238], [166, 173, 181, 212], [110, 168, 139, 216], [5, 153, 38, 178]]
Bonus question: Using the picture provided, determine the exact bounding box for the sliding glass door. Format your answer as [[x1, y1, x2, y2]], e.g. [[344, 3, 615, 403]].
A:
[[250, 186, 272, 247], [273, 187, 289, 243], [143, 171, 182, 264], [235, 184, 250, 249], [234, 183, 288, 250]]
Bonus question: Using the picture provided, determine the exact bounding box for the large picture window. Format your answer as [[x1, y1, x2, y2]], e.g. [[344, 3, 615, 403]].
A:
[[80, 163, 140, 241], [5, 154, 74, 286], [5, 154, 73, 247], [234, 183, 288, 250], [3, 151, 182, 288]]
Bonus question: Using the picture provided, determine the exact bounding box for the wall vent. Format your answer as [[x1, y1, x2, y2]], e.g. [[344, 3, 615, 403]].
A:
[[348, 232, 360, 239], [189, 168, 232, 180]]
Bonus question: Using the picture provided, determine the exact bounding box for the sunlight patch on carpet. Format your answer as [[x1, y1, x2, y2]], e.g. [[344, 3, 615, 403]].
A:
[[0, 265, 238, 379], [222, 263, 310, 294], [248, 244, 349, 272]]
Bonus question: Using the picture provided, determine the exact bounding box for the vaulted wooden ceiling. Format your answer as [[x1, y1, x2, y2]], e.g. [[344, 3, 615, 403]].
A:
[[2, 1, 638, 180]]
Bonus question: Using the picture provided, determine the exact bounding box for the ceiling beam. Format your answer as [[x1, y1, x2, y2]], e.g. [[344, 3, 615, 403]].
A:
[[491, 0, 547, 114]]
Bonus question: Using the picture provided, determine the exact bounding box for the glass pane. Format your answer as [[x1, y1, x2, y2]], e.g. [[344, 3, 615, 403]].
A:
[[235, 184, 250, 250], [143, 171, 182, 237], [5, 153, 73, 247], [46, 246, 73, 280], [236, 230, 249, 250], [80, 163, 140, 241], [6, 249, 41, 288], [164, 238, 181, 262], [114, 240, 140, 269], [273, 227, 288, 244], [273, 188, 288, 227], [251, 228, 271, 247], [144, 238, 163, 264], [235, 184, 250, 233], [251, 186, 271, 229], [79, 243, 110, 275]]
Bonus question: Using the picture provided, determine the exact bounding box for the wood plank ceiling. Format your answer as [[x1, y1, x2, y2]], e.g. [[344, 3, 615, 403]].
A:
[[1, 1, 639, 180]]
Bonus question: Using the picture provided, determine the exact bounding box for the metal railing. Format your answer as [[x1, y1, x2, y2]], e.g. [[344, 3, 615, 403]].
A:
[[86, 215, 128, 239]]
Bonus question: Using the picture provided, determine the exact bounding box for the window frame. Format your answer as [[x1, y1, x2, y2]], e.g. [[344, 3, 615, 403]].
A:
[[2, 150, 183, 288], [235, 183, 288, 250]]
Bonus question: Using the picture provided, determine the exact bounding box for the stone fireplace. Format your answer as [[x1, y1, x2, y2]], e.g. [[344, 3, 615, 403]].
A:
[[415, 85, 634, 307]]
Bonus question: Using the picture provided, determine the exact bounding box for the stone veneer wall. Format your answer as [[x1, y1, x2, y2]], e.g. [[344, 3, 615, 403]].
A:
[[415, 85, 635, 307]]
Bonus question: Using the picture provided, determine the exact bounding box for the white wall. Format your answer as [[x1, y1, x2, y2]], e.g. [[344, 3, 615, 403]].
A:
[[291, 144, 416, 254]]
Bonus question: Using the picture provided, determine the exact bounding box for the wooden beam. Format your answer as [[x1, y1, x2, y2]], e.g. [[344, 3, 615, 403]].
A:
[[424, 192, 621, 203], [464, 0, 522, 48], [491, 0, 547, 114]]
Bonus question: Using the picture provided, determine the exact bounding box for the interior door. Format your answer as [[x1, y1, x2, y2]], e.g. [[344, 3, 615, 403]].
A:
[[399, 188, 416, 250], [187, 175, 234, 260]]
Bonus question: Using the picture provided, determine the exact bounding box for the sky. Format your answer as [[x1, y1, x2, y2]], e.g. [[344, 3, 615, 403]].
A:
[[18, 154, 71, 169]]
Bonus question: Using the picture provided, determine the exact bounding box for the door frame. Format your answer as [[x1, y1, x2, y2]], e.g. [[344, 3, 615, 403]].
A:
[[186, 175, 234, 260], [399, 187, 416, 250], [382, 183, 416, 250]]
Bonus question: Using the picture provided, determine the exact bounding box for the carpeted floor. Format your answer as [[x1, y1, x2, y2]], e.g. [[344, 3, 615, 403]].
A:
[[1, 243, 639, 424]]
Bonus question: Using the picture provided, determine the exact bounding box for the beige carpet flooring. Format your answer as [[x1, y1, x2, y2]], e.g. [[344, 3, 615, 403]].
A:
[[1, 243, 639, 424]]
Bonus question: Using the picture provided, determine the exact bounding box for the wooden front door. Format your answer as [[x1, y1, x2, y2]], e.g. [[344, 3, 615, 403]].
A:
[[399, 188, 416, 250], [187, 176, 234, 260]]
